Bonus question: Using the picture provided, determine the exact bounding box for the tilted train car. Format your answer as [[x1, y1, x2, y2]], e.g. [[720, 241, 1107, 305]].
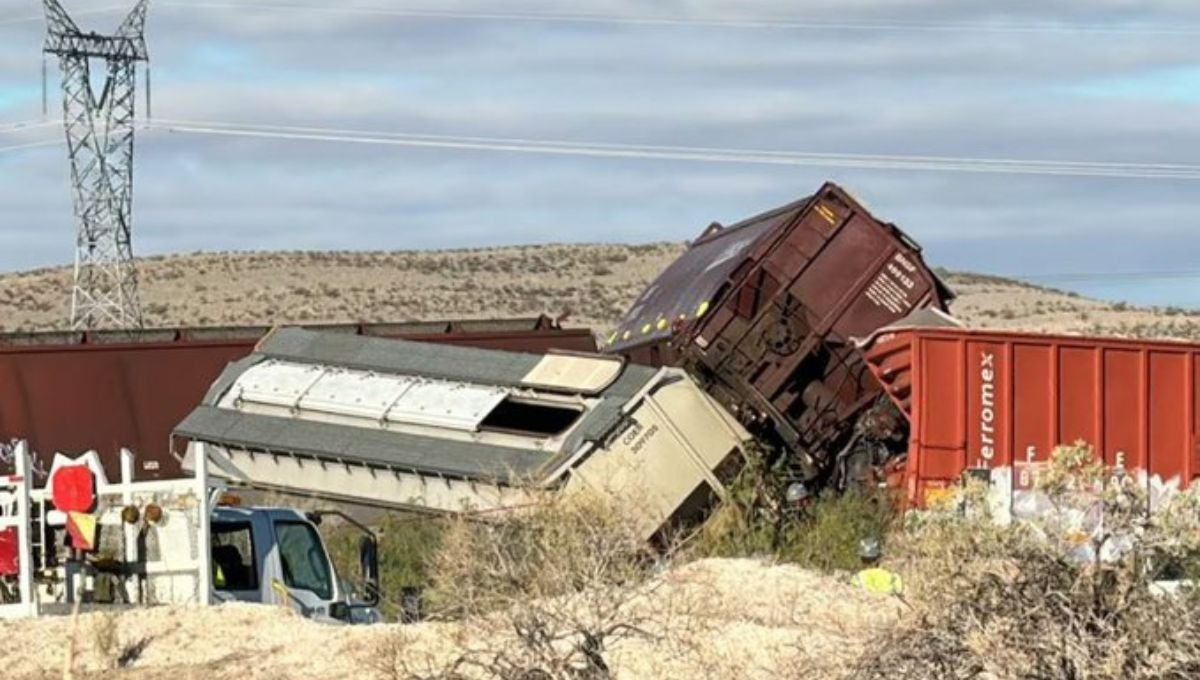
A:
[[606, 182, 953, 485], [175, 328, 750, 541], [0, 317, 595, 481]]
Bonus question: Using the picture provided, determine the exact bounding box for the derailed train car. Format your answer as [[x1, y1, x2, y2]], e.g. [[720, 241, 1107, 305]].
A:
[[606, 182, 954, 486], [174, 328, 751, 540], [0, 317, 595, 481]]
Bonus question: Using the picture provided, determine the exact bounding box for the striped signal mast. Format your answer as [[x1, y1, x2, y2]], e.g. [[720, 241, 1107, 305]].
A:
[[43, 0, 150, 330]]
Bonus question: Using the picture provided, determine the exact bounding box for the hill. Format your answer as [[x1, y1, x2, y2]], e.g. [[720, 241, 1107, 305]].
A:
[[0, 245, 1198, 340]]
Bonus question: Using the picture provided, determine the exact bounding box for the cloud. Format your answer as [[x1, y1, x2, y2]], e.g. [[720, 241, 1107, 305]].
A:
[[1, 0, 1199, 308]]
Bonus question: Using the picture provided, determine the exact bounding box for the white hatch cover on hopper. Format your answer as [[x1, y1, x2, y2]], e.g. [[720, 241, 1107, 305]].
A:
[[223, 359, 510, 432], [519, 354, 623, 394]]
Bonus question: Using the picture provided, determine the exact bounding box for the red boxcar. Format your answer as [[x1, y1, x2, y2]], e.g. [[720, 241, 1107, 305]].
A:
[[864, 326, 1200, 505], [608, 182, 953, 482], [0, 318, 595, 481]]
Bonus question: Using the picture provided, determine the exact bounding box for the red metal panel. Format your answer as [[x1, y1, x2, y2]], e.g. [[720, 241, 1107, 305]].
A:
[[1058, 346, 1099, 450], [1193, 352, 1200, 480], [1013, 343, 1054, 470], [1104, 349, 1143, 471], [916, 337, 965, 482], [919, 338, 964, 451], [1148, 351, 1189, 483], [966, 340, 1010, 471], [862, 332, 915, 414], [863, 327, 1200, 505]]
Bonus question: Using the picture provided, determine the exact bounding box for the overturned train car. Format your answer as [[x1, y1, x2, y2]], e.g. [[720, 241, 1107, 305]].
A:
[[605, 182, 953, 485], [0, 317, 595, 481], [175, 328, 750, 540]]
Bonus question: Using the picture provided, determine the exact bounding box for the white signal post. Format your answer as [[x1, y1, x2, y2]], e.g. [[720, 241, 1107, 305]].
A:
[[0, 442, 36, 619]]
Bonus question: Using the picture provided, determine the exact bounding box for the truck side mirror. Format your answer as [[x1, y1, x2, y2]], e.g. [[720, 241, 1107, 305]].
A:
[[359, 535, 380, 605]]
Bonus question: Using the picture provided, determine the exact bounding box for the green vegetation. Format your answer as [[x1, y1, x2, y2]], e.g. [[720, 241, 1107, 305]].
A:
[[690, 449, 897, 573], [322, 512, 446, 622]]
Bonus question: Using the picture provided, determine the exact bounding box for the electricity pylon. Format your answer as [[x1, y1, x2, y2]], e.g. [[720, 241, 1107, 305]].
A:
[[43, 0, 149, 330]]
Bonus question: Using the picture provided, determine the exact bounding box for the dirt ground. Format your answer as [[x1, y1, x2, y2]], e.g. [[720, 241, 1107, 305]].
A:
[[0, 245, 1197, 340], [0, 558, 903, 680]]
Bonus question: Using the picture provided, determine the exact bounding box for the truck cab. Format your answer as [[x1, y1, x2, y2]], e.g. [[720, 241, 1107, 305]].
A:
[[210, 505, 380, 624]]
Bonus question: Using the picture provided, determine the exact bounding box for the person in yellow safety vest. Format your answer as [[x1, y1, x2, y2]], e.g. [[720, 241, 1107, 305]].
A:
[[851, 537, 904, 595]]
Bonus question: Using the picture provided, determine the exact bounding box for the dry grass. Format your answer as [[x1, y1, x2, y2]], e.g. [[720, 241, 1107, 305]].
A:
[[856, 444, 1200, 680], [945, 269, 1200, 340], [1, 247, 1197, 339], [0, 560, 903, 680], [0, 245, 682, 333]]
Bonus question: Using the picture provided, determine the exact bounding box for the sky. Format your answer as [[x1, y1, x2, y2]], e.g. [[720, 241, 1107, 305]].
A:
[[1, 0, 1199, 307]]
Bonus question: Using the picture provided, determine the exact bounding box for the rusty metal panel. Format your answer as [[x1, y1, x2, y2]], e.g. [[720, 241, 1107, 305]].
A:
[[864, 327, 1200, 506], [0, 320, 595, 482], [608, 182, 951, 482]]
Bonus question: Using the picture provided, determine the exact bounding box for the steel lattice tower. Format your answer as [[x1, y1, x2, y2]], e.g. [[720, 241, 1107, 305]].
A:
[[43, 0, 149, 329]]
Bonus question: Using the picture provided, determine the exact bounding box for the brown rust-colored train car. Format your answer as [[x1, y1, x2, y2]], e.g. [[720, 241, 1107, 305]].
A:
[[0, 317, 595, 481], [864, 326, 1200, 507], [606, 182, 952, 483]]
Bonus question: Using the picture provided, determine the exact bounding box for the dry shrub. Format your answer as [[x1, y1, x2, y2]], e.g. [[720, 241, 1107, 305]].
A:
[[369, 494, 715, 680], [855, 444, 1200, 680], [371, 493, 700, 680]]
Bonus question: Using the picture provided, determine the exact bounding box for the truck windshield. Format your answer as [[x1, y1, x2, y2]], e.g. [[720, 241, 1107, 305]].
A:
[[273, 520, 333, 601]]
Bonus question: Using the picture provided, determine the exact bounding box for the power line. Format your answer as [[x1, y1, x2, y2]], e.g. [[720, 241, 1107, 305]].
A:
[[8, 1, 1191, 35], [12, 118, 1200, 182], [151, 118, 1200, 181], [6, 1, 1191, 35], [157, 2, 1200, 36], [12, 117, 1200, 181]]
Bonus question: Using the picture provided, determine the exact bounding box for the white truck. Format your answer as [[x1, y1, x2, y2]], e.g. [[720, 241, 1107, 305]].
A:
[[0, 441, 380, 622]]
